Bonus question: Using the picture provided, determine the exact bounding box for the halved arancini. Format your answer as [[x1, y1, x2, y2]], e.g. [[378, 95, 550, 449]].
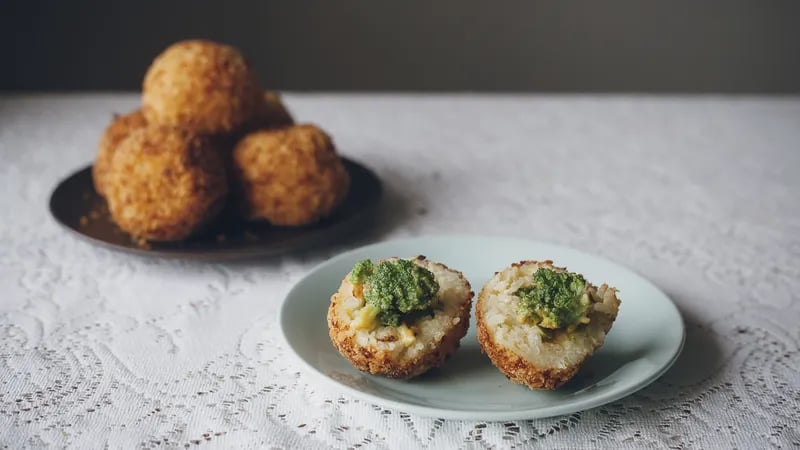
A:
[[328, 256, 473, 379], [477, 260, 621, 389]]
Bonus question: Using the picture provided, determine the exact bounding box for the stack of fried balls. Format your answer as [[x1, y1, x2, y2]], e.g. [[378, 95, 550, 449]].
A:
[[92, 40, 350, 242]]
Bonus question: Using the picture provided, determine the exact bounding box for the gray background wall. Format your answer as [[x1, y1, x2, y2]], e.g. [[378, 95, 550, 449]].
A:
[[3, 0, 799, 92]]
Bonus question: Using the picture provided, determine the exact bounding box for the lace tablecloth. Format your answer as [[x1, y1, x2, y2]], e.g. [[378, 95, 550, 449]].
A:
[[1, 94, 798, 449]]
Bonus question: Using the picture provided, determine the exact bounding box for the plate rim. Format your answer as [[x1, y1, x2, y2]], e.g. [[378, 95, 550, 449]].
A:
[[48, 157, 382, 260], [278, 234, 686, 421]]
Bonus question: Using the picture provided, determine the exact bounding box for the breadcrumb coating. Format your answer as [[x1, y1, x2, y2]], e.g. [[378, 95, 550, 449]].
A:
[[231, 124, 350, 226], [104, 126, 228, 241], [92, 110, 148, 197], [142, 40, 262, 135]]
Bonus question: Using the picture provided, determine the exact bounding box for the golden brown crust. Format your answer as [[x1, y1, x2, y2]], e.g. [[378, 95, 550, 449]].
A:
[[142, 40, 262, 135], [231, 124, 350, 226], [327, 258, 473, 379], [104, 125, 228, 241], [92, 110, 148, 197], [511, 259, 553, 268]]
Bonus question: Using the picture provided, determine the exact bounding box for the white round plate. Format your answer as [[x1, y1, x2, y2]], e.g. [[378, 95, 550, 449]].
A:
[[279, 235, 685, 421]]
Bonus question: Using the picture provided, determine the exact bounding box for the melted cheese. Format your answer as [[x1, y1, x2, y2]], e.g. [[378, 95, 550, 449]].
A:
[[398, 325, 416, 346], [351, 304, 379, 330]]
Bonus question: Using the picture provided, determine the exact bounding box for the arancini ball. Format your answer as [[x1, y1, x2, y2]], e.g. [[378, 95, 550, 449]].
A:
[[92, 110, 147, 197], [231, 124, 350, 226], [142, 40, 262, 135], [476, 260, 621, 390], [328, 256, 473, 379], [104, 126, 228, 241]]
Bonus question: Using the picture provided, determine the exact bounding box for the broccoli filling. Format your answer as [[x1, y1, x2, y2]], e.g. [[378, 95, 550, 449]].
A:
[[349, 259, 439, 327], [514, 268, 590, 330]]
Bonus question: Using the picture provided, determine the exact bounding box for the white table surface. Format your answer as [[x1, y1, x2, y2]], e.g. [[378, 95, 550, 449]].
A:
[[1, 94, 798, 449]]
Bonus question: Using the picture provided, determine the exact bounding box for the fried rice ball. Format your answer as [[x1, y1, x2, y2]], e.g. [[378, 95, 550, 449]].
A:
[[231, 124, 350, 226], [328, 256, 473, 379], [142, 40, 262, 135], [104, 126, 228, 241], [242, 91, 294, 132], [92, 110, 147, 197], [477, 261, 621, 390]]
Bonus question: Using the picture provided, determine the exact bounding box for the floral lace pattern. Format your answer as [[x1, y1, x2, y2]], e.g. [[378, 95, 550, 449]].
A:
[[1, 94, 798, 448]]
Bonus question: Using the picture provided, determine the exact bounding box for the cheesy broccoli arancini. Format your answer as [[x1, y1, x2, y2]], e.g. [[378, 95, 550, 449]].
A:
[[231, 124, 349, 226], [328, 256, 473, 379], [92, 110, 148, 197], [104, 126, 228, 242], [477, 260, 620, 389], [142, 40, 262, 135]]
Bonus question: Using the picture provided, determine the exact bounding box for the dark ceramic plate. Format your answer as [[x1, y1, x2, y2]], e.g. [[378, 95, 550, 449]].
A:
[[49, 158, 382, 259]]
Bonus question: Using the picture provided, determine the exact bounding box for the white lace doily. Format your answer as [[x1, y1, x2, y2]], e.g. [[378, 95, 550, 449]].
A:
[[1, 94, 798, 448]]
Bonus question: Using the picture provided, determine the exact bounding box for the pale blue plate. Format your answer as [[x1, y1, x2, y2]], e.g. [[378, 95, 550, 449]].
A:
[[279, 235, 685, 420]]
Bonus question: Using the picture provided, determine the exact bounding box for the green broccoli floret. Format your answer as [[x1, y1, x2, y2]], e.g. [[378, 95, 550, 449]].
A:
[[514, 268, 589, 329], [349, 259, 375, 285], [349, 258, 439, 327]]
